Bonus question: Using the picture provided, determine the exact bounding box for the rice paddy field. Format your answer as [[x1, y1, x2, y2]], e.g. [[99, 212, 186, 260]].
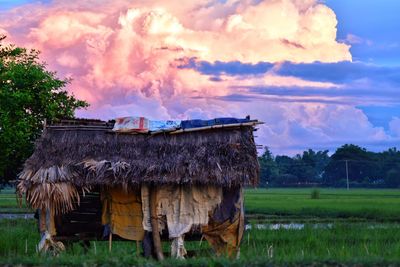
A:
[[1, 188, 400, 266]]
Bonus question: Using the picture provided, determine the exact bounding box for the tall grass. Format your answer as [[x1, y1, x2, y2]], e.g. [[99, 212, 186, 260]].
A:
[[1, 219, 400, 266]]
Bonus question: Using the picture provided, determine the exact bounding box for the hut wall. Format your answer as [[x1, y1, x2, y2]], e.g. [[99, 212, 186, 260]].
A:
[[55, 191, 103, 240]]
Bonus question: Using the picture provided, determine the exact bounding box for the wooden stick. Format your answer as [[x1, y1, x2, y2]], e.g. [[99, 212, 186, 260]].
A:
[[149, 187, 164, 261], [109, 233, 112, 252], [136, 240, 140, 256]]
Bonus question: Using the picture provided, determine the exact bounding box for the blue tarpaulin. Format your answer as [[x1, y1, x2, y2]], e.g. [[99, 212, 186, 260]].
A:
[[181, 117, 250, 129]]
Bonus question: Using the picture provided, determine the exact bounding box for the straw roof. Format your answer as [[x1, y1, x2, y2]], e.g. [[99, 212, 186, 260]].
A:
[[17, 119, 259, 213]]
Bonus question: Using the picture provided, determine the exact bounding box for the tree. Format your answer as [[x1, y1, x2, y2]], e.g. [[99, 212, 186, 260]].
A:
[[380, 147, 400, 187], [272, 150, 330, 186], [301, 149, 330, 182], [323, 144, 376, 186], [258, 147, 278, 187], [0, 36, 88, 183], [274, 155, 298, 185]]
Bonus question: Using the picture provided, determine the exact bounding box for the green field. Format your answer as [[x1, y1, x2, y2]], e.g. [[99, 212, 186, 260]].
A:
[[245, 188, 400, 222], [1, 219, 400, 266], [0, 188, 31, 213], [1, 188, 400, 266]]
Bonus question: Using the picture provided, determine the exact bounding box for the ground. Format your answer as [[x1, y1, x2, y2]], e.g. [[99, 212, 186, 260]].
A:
[[1, 188, 400, 266]]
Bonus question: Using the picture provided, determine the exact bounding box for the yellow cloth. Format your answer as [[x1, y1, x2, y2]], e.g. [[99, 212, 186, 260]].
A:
[[101, 186, 144, 241]]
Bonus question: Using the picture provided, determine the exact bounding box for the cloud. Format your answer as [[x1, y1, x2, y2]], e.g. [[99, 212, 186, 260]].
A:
[[2, 0, 398, 155], [207, 98, 394, 155], [389, 117, 400, 137], [344, 33, 372, 45], [0, 0, 352, 110]]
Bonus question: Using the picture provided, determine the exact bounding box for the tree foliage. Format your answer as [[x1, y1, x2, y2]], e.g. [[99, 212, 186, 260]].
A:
[[259, 145, 400, 188], [259, 147, 278, 186], [0, 36, 88, 183]]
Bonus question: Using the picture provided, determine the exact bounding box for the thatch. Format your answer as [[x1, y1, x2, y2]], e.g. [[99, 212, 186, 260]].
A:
[[17, 119, 259, 213], [17, 181, 88, 214]]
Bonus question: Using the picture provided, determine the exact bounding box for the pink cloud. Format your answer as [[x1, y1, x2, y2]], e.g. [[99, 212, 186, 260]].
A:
[[2, 0, 394, 154]]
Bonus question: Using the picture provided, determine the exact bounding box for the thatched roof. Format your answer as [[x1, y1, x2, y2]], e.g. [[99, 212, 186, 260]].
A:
[[17, 118, 259, 213], [19, 118, 259, 186]]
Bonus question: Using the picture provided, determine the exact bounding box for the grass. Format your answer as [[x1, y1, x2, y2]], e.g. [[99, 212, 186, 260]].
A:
[[1, 188, 400, 265], [0, 188, 32, 213], [0, 219, 400, 266], [245, 188, 400, 221]]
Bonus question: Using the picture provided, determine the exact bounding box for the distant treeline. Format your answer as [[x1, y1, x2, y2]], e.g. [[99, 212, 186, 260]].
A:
[[259, 144, 400, 188]]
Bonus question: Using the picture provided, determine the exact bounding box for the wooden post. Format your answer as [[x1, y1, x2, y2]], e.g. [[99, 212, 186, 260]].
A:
[[149, 186, 164, 261], [109, 233, 112, 252], [136, 241, 140, 256], [345, 160, 350, 190]]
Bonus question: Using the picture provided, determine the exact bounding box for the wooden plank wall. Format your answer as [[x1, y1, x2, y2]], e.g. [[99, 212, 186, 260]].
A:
[[55, 191, 103, 240]]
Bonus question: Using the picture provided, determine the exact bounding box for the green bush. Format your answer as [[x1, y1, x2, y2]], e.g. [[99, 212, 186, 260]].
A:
[[311, 188, 320, 199]]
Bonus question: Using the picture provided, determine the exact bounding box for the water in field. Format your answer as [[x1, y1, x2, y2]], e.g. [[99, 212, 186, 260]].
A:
[[0, 213, 34, 219], [245, 222, 332, 230], [1, 212, 399, 234]]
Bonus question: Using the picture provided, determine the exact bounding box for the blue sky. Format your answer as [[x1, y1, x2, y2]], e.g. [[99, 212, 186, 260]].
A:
[[326, 0, 400, 65]]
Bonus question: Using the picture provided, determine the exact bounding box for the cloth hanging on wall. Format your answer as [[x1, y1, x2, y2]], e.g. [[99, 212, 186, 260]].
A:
[[171, 236, 187, 259], [141, 184, 222, 238], [101, 186, 144, 241], [202, 187, 244, 257]]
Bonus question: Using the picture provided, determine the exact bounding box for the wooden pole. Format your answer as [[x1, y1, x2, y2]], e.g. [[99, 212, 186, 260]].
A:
[[149, 186, 164, 261], [136, 241, 140, 256], [345, 160, 350, 190], [109, 233, 112, 252]]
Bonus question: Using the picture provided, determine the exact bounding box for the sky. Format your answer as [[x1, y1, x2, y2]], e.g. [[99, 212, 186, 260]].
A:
[[0, 0, 399, 155]]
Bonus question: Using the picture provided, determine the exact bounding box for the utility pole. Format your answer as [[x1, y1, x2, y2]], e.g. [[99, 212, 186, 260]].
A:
[[345, 160, 349, 190]]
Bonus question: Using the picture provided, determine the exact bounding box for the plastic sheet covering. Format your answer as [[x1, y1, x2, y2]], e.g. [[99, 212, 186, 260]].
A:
[[142, 185, 222, 238], [113, 117, 181, 133], [181, 117, 250, 129], [112, 116, 251, 133], [101, 186, 144, 240], [112, 117, 149, 133], [202, 187, 244, 257], [149, 120, 181, 132]]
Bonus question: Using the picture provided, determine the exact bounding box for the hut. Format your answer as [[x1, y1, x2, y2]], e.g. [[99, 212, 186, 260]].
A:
[[17, 117, 260, 259]]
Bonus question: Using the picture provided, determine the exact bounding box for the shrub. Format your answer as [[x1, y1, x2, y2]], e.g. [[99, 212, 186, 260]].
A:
[[311, 188, 320, 199]]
